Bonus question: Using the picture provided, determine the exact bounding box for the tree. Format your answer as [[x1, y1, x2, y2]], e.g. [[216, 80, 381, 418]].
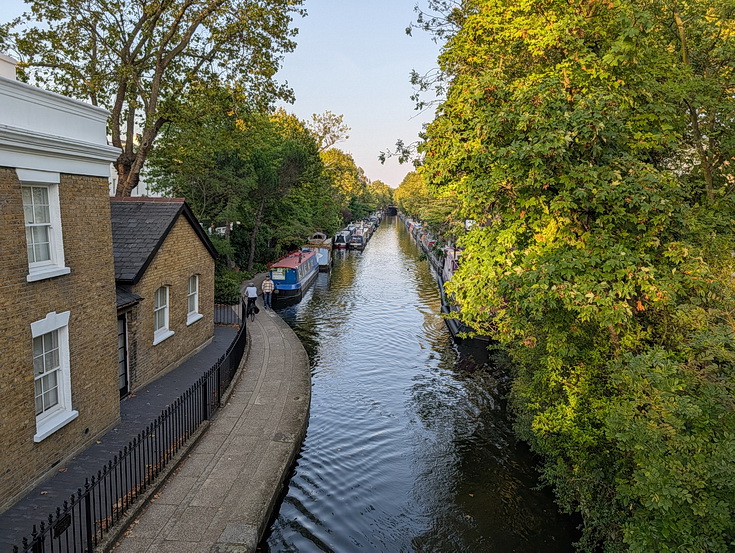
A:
[[147, 80, 253, 224], [366, 179, 393, 210], [4, 0, 305, 196], [320, 148, 369, 222], [305, 110, 350, 152], [419, 1, 735, 551], [150, 95, 341, 270], [393, 171, 430, 219]]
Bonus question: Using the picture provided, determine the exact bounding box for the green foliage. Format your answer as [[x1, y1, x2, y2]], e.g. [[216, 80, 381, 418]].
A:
[[418, 0, 735, 551], [148, 86, 350, 271], [4, 0, 305, 195], [214, 269, 244, 305]]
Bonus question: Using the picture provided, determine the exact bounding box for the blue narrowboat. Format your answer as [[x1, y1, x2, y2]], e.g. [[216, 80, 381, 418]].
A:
[[268, 249, 320, 302]]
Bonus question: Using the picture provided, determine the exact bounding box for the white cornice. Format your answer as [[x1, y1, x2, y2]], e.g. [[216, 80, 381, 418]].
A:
[[0, 123, 120, 177], [0, 76, 110, 123]]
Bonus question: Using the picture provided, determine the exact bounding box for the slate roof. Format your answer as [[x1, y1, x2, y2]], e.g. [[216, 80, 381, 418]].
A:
[[110, 198, 217, 285], [116, 285, 143, 308]]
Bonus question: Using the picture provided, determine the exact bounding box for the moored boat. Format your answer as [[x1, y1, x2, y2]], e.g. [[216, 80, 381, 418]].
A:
[[348, 230, 366, 250], [334, 229, 351, 249], [306, 231, 333, 272], [269, 249, 320, 303]]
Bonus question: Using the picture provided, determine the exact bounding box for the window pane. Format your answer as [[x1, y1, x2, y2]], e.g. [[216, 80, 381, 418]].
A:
[[189, 276, 197, 294], [35, 205, 50, 224], [188, 294, 196, 314], [29, 225, 51, 263], [45, 370, 58, 391], [154, 309, 164, 332], [33, 335, 44, 357], [33, 242, 51, 263], [45, 386, 59, 409], [32, 186, 49, 209], [155, 287, 165, 309], [33, 355, 45, 375], [23, 203, 34, 223], [35, 389, 43, 416], [45, 348, 59, 371], [43, 331, 57, 351]]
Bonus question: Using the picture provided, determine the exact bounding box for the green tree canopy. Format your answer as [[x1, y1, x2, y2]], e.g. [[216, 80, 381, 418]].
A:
[[418, 1, 735, 551], [3, 0, 305, 196]]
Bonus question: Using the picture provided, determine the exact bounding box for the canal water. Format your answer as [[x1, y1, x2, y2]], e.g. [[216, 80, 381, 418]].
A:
[[261, 217, 578, 553]]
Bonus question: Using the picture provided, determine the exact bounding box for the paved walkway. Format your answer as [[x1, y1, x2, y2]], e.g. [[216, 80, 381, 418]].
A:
[[108, 289, 310, 552], [0, 326, 238, 551]]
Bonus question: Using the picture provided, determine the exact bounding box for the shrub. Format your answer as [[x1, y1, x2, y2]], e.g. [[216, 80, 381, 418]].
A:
[[214, 269, 243, 304]]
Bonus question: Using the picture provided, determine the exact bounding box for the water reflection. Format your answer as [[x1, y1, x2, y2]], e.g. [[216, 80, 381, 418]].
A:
[[262, 217, 578, 552]]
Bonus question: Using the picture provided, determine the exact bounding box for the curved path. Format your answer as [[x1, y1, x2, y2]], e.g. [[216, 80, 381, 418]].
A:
[[110, 288, 311, 553]]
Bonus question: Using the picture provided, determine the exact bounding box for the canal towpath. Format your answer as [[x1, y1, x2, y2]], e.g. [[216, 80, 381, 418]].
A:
[[108, 277, 311, 552]]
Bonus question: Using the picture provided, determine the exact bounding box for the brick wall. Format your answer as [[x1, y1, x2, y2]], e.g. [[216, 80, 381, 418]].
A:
[[0, 167, 120, 511], [128, 216, 215, 389]]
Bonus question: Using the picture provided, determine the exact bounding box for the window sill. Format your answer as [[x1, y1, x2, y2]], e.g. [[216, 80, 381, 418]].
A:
[[186, 313, 203, 326], [153, 329, 175, 345], [27, 266, 71, 283], [34, 409, 78, 442]]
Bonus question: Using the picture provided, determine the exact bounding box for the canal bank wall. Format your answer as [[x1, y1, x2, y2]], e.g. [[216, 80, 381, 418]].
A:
[[108, 274, 311, 553]]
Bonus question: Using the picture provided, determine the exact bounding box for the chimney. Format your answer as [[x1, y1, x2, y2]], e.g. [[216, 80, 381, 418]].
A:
[[0, 53, 18, 80]]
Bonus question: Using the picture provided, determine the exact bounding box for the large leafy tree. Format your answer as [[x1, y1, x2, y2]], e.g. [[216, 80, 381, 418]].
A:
[[149, 89, 339, 270], [3, 0, 304, 196], [305, 110, 350, 152], [147, 80, 253, 223], [419, 1, 735, 551], [366, 179, 393, 209], [320, 148, 371, 222]]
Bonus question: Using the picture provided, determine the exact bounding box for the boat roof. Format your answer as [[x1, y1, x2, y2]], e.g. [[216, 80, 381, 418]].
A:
[[269, 249, 317, 270]]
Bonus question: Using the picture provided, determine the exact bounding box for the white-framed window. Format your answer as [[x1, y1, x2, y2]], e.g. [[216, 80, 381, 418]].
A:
[[153, 285, 174, 344], [187, 275, 203, 325], [31, 311, 77, 442], [18, 169, 70, 282]]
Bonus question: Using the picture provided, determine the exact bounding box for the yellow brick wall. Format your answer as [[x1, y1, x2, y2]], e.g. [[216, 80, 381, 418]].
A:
[[0, 167, 120, 511], [128, 215, 215, 389]]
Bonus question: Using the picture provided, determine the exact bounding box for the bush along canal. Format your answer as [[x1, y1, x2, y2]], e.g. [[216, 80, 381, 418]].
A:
[[261, 216, 579, 553]]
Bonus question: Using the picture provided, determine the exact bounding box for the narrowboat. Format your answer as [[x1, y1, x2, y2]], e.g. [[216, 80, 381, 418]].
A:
[[348, 230, 366, 250], [334, 229, 351, 249], [269, 249, 320, 302], [305, 231, 333, 272]]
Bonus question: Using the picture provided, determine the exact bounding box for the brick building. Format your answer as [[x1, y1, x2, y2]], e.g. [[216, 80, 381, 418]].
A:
[[110, 198, 216, 392], [0, 53, 122, 510]]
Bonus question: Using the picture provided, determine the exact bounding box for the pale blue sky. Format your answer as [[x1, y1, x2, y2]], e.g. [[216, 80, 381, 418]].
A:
[[0, 0, 441, 187]]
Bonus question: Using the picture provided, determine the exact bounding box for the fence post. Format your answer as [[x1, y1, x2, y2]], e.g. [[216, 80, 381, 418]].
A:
[[84, 480, 93, 552], [201, 377, 209, 421]]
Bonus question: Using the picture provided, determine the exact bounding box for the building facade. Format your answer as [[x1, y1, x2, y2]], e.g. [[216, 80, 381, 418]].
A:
[[111, 198, 216, 392], [0, 53, 122, 510]]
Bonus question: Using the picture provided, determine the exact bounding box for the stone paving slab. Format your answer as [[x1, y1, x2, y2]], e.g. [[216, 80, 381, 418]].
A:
[[109, 294, 311, 553]]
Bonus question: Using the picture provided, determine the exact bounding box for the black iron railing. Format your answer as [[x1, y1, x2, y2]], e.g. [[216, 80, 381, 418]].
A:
[[214, 302, 243, 326], [13, 301, 247, 553]]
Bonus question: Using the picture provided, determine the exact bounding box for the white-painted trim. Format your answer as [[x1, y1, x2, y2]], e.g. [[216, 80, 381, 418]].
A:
[[152, 329, 175, 346], [30, 310, 71, 337], [21, 181, 69, 280], [16, 169, 60, 184], [31, 311, 76, 442], [33, 410, 79, 443], [26, 266, 71, 282], [1, 124, 120, 177], [0, 76, 111, 123], [186, 313, 204, 326]]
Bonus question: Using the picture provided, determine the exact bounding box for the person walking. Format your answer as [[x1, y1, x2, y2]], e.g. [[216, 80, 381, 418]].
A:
[[261, 275, 275, 309], [244, 281, 258, 317]]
